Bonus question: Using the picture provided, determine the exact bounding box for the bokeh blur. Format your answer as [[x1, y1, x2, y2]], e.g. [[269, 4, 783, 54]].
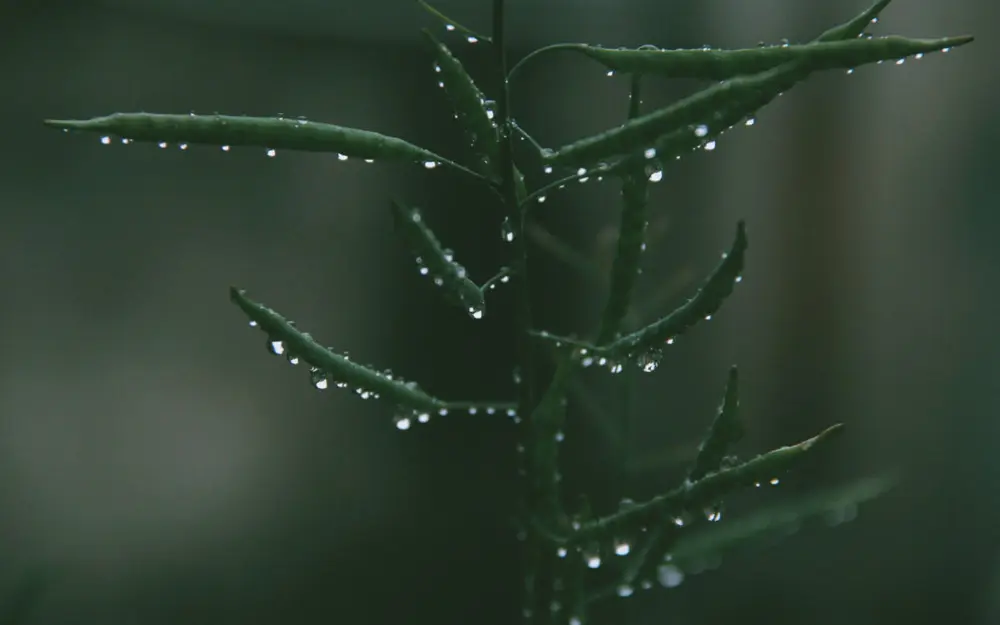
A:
[[1, 0, 997, 624]]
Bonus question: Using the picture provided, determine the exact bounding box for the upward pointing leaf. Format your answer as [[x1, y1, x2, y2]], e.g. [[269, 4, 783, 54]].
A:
[[689, 365, 744, 482], [570, 36, 966, 80], [390, 200, 486, 319], [546, 33, 971, 167], [423, 29, 502, 180], [44, 113, 482, 178]]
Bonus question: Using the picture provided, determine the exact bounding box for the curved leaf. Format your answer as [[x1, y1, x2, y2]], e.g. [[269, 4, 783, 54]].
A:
[[546, 34, 972, 167], [572, 35, 967, 79], [44, 113, 480, 176]]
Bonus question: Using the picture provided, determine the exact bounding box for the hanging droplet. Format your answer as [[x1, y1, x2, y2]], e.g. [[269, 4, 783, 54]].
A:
[[614, 539, 631, 556], [501, 216, 515, 242], [221, 145, 230, 151], [445, 24, 456, 31], [703, 140, 717, 151], [657, 564, 684, 588], [158, 141, 168, 148], [310, 367, 328, 390], [648, 170, 663, 182], [423, 160, 438, 169], [617, 584, 634, 598], [467, 35, 478, 43], [394, 415, 412, 430], [745, 117, 756, 126], [583, 544, 601, 569], [694, 124, 709, 137], [468, 306, 484, 319], [266, 148, 277, 157], [267, 339, 285, 355], [100, 136, 111, 144]]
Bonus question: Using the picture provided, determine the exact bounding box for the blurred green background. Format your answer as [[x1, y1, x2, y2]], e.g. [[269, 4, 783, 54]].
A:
[[1, 0, 997, 624]]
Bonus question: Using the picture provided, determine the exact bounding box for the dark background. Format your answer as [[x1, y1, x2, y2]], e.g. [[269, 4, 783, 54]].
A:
[[2, 0, 998, 624]]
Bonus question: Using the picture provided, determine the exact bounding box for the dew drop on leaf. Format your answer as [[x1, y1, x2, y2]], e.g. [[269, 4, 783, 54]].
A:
[[267, 339, 285, 355], [657, 564, 684, 588], [501, 216, 515, 242]]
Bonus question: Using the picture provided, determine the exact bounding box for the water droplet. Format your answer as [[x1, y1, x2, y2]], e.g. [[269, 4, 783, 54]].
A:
[[895, 58, 905, 65], [423, 160, 438, 169], [467, 36, 478, 43], [584, 547, 601, 569], [770, 477, 780, 486], [417, 412, 431, 423], [557, 546, 568, 558], [267, 148, 277, 157], [248, 320, 258, 327], [395, 415, 412, 430], [543, 165, 553, 174], [433, 63, 442, 73], [310, 368, 329, 390], [501, 216, 515, 242], [267, 339, 285, 355], [469, 306, 484, 319], [694, 124, 709, 137], [100, 136, 111, 144], [569, 616, 582, 625], [614, 540, 631, 556], [846, 68, 855, 75], [121, 137, 132, 145], [537, 195, 547, 203], [657, 564, 684, 588], [915, 53, 924, 60], [445, 24, 455, 31], [158, 141, 168, 148], [703, 140, 717, 151], [644, 148, 657, 159], [286, 353, 300, 365], [617, 584, 634, 598], [745, 117, 756, 126], [555, 431, 565, 442], [179, 143, 188, 150], [221, 145, 230, 151], [648, 170, 663, 182]]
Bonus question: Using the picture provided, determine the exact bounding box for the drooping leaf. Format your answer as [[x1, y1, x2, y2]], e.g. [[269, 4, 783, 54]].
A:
[[44, 113, 481, 177], [423, 29, 501, 179], [545, 34, 971, 167], [390, 199, 486, 319]]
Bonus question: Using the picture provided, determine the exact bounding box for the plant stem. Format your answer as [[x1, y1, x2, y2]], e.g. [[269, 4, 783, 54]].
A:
[[492, 2, 549, 623]]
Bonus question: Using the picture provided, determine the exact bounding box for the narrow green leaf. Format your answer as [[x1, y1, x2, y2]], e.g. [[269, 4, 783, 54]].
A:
[[668, 473, 899, 569], [390, 200, 486, 319], [230, 287, 448, 416], [416, 0, 491, 44], [572, 35, 966, 80], [599, 0, 899, 179], [596, 74, 651, 345], [423, 29, 501, 179], [558, 423, 845, 546], [44, 113, 482, 178], [546, 34, 972, 167], [688, 365, 744, 482], [531, 221, 745, 370]]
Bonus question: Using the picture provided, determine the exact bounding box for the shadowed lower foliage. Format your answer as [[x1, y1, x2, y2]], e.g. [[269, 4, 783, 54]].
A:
[[43, 0, 972, 623]]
